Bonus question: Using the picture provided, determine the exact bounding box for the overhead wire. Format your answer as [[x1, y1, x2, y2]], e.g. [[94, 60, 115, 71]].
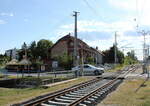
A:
[[136, 0, 140, 28], [82, 0, 102, 19], [33, 14, 72, 42], [136, 0, 147, 28], [140, 0, 146, 17]]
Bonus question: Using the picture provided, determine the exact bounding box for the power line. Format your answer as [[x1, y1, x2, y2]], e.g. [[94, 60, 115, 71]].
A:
[[140, 0, 146, 17], [135, 0, 147, 28], [51, 15, 71, 30], [82, 0, 102, 19]]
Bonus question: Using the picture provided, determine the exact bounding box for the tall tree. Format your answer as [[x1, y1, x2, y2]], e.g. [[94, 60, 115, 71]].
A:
[[127, 50, 137, 60], [29, 41, 37, 61], [103, 45, 124, 64], [0, 54, 9, 66], [54, 53, 73, 70], [18, 42, 28, 60], [124, 50, 138, 65], [36, 39, 53, 60], [22, 42, 27, 50]]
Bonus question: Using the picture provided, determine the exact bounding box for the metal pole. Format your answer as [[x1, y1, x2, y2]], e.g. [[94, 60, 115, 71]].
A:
[[143, 34, 146, 63], [143, 33, 147, 74], [73, 11, 80, 67], [148, 45, 149, 57], [114, 32, 117, 65], [81, 44, 84, 76]]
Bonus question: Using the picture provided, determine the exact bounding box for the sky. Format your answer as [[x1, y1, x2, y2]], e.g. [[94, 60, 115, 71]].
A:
[[0, 0, 150, 60]]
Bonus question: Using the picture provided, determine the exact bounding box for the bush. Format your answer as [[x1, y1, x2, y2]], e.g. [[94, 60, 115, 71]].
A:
[[53, 53, 73, 70]]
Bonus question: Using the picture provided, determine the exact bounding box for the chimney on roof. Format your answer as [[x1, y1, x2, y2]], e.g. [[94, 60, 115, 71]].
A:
[[68, 33, 71, 36], [96, 46, 98, 50]]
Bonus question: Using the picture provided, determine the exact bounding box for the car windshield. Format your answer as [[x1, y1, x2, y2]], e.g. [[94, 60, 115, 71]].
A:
[[86, 64, 96, 68]]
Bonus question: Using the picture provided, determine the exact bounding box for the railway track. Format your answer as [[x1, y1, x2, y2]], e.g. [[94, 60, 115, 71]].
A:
[[13, 65, 138, 106]]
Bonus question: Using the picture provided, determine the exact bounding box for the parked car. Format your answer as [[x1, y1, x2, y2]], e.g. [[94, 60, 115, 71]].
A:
[[71, 64, 104, 76], [104, 64, 113, 70], [97, 64, 106, 71]]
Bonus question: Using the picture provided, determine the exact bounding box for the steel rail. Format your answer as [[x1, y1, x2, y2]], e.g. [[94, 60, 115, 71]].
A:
[[13, 65, 138, 106], [15, 77, 102, 106], [68, 66, 137, 106]]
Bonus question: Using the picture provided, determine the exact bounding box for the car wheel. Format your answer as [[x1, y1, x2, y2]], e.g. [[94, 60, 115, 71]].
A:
[[98, 73, 102, 75], [75, 70, 78, 76], [94, 70, 99, 75]]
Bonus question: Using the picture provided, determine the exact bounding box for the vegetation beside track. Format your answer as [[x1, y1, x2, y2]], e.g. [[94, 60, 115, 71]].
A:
[[0, 77, 91, 106], [100, 79, 150, 106], [107, 64, 125, 72]]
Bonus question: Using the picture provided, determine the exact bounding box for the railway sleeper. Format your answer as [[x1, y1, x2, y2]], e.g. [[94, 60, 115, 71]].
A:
[[82, 100, 96, 106], [47, 100, 69, 106], [65, 94, 84, 98], [73, 91, 88, 94], [69, 92, 86, 96], [96, 80, 123, 103], [78, 103, 87, 106], [87, 98, 95, 101], [41, 103, 55, 106], [59, 96, 78, 100], [55, 97, 74, 103], [83, 100, 92, 104]]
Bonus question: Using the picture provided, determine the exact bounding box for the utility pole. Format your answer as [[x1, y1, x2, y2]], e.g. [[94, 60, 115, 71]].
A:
[[148, 45, 149, 57], [138, 30, 148, 74], [73, 11, 80, 67], [81, 44, 84, 76], [114, 32, 117, 65], [143, 33, 146, 62]]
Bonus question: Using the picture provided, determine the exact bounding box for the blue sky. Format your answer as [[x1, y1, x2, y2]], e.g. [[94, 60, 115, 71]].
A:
[[0, 0, 150, 60]]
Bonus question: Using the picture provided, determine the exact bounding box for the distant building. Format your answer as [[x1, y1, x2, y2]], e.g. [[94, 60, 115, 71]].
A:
[[5, 48, 19, 59], [49, 33, 104, 65], [90, 47, 104, 65]]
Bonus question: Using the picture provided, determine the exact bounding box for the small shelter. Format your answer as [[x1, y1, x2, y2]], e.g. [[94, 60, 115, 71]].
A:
[[5, 59, 19, 70], [18, 58, 31, 70], [18, 58, 32, 77], [19, 59, 31, 65]]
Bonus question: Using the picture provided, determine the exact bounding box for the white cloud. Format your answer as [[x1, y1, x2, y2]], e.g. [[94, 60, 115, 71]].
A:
[[108, 0, 150, 26], [0, 20, 7, 24], [107, 0, 150, 60], [55, 19, 145, 60], [59, 20, 134, 33], [0, 12, 14, 17], [108, 0, 136, 11]]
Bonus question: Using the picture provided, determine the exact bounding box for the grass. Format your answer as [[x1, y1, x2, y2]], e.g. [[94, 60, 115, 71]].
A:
[[0, 76, 91, 106], [100, 79, 150, 106], [0, 74, 3, 79], [107, 64, 125, 72]]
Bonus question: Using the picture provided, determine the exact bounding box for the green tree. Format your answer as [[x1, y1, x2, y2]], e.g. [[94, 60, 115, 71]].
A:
[[18, 42, 28, 60], [22, 42, 27, 50], [127, 50, 137, 60], [103, 45, 124, 64], [124, 51, 138, 65], [0, 54, 9, 68], [36, 39, 53, 60], [86, 57, 95, 65], [54, 53, 73, 70], [28, 41, 37, 61]]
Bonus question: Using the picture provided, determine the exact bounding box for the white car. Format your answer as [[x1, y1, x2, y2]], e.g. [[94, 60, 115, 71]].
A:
[[72, 64, 104, 76]]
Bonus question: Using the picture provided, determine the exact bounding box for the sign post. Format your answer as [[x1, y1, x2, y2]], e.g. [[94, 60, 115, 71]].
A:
[[52, 61, 58, 81]]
